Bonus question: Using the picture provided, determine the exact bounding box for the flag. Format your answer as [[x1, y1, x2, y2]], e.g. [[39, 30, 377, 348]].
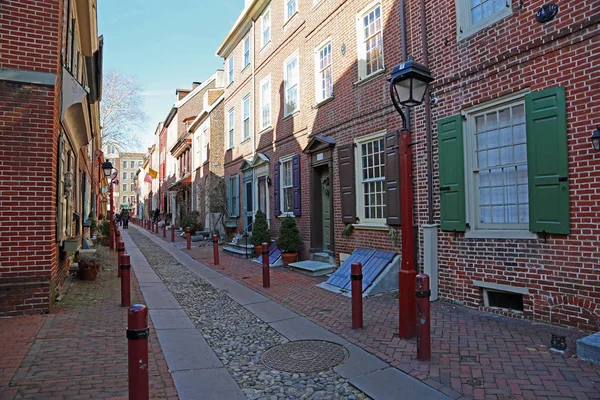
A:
[[144, 174, 153, 183], [148, 168, 158, 179]]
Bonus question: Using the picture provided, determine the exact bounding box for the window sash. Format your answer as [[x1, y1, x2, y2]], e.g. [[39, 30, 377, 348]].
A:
[[358, 5, 384, 78], [243, 96, 250, 140], [243, 36, 250, 67], [286, 0, 297, 20], [281, 160, 293, 213], [262, 10, 271, 46], [357, 136, 386, 223], [228, 57, 234, 84], [228, 110, 234, 148], [260, 78, 271, 129], [285, 56, 299, 115], [317, 43, 332, 102]]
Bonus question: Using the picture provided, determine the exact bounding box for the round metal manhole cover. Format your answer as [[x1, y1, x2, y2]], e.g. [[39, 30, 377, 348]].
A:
[[262, 340, 347, 373]]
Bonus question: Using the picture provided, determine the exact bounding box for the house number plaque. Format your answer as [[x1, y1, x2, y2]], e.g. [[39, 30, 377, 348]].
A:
[[317, 153, 324, 161]]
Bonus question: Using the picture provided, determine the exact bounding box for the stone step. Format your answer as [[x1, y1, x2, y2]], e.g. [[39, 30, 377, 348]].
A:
[[223, 246, 255, 258], [288, 261, 335, 277], [577, 333, 600, 364], [312, 252, 333, 264]]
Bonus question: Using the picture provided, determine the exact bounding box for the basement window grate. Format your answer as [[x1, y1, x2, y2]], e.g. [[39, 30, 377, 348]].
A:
[[483, 289, 524, 311]]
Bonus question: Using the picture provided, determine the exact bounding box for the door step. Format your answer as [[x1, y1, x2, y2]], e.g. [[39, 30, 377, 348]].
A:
[[312, 252, 333, 264], [288, 261, 335, 277]]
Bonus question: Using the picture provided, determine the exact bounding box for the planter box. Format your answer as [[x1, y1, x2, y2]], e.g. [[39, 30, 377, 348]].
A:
[[62, 239, 80, 252]]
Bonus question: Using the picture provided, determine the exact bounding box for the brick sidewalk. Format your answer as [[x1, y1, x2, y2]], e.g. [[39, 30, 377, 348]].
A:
[[0, 247, 177, 400], [141, 225, 600, 400]]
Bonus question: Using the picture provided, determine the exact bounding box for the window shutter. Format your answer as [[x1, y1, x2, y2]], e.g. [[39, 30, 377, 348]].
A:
[[385, 131, 401, 226], [56, 136, 65, 241], [233, 174, 240, 218], [525, 86, 569, 234], [338, 144, 356, 224], [292, 154, 302, 217], [227, 177, 233, 217], [273, 161, 281, 216], [437, 115, 466, 232]]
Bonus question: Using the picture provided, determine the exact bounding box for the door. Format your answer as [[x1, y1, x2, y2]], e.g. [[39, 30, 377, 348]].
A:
[[257, 177, 267, 214], [243, 171, 253, 232], [320, 168, 331, 250]]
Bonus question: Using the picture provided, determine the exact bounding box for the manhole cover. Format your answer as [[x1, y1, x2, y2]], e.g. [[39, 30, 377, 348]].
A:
[[262, 340, 347, 373]]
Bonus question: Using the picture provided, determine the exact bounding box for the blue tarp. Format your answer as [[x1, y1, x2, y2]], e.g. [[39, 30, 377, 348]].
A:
[[325, 248, 396, 292]]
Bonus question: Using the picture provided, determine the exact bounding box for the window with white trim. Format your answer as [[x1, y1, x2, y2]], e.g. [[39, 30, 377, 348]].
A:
[[202, 125, 209, 164], [122, 184, 127, 192], [456, 0, 512, 40], [284, 52, 299, 116], [130, 161, 135, 168], [355, 133, 386, 223], [123, 196, 127, 204], [261, 6, 271, 47], [242, 95, 250, 140], [285, 0, 297, 22], [243, 35, 250, 68], [260, 75, 271, 129], [227, 108, 234, 149], [130, 184, 134, 191], [130, 172, 135, 180], [466, 100, 528, 230], [357, 3, 384, 80], [315, 40, 332, 103], [123, 161, 127, 169], [195, 134, 201, 167], [280, 158, 293, 214], [122, 172, 127, 180], [138, 161, 142, 166], [227, 56, 234, 85]]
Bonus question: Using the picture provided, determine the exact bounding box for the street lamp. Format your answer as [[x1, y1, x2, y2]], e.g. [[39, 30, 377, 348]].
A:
[[102, 161, 118, 250], [389, 57, 434, 340]]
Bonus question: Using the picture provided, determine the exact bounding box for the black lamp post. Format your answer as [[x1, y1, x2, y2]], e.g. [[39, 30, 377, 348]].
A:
[[389, 57, 434, 340], [591, 127, 600, 151], [102, 161, 118, 250]]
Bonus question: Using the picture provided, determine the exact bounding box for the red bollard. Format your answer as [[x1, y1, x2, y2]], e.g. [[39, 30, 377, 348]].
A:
[[186, 228, 191, 249], [212, 234, 219, 265], [163, 224, 166, 238], [127, 304, 149, 400], [171, 225, 175, 242], [262, 243, 270, 288], [120, 253, 131, 307], [351, 262, 363, 329], [115, 228, 121, 254], [117, 239, 125, 278], [416, 274, 431, 361]]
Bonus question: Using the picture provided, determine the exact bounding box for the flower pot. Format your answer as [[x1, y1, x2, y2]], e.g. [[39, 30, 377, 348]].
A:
[[281, 252, 298, 267], [79, 261, 100, 281], [254, 245, 263, 257]]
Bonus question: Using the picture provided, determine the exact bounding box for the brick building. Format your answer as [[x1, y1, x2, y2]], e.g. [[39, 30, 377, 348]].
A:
[[118, 152, 145, 211], [217, 0, 600, 329], [0, 0, 103, 315]]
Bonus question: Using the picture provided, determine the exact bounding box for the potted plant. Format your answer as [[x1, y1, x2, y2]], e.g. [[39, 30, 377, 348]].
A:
[[250, 210, 270, 256], [276, 216, 302, 266], [78, 259, 101, 281]]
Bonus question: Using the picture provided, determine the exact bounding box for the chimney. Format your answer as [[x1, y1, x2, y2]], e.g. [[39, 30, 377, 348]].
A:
[[176, 88, 191, 100], [192, 81, 201, 89]]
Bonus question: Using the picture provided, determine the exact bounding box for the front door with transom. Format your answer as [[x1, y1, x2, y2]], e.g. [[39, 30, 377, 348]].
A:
[[243, 171, 253, 232], [319, 167, 331, 250]]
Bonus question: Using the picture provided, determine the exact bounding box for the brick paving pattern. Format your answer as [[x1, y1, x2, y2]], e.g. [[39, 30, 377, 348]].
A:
[[0, 248, 177, 400], [145, 226, 600, 400]]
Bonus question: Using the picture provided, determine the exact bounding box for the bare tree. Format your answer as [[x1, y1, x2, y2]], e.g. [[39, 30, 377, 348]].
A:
[[100, 69, 149, 150]]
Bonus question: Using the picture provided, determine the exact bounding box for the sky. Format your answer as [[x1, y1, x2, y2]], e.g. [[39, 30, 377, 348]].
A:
[[98, 0, 243, 151]]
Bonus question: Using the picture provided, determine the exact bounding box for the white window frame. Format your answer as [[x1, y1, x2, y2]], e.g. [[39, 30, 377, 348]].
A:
[[456, 0, 512, 40], [123, 195, 127, 204], [122, 172, 127, 180], [354, 131, 387, 225], [314, 38, 333, 104], [243, 34, 251, 69], [130, 184, 135, 191], [284, 0, 297, 22], [202, 124, 209, 164], [227, 56, 234, 85], [130, 161, 135, 168], [463, 91, 535, 239], [260, 75, 271, 130], [284, 51, 299, 116], [242, 94, 251, 141], [195, 134, 201, 168], [279, 156, 294, 215], [261, 6, 271, 48], [356, 1, 385, 81], [227, 108, 235, 149]]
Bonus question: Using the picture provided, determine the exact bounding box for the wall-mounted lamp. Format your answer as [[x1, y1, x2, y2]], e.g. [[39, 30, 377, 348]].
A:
[[267, 176, 272, 186], [591, 126, 600, 151]]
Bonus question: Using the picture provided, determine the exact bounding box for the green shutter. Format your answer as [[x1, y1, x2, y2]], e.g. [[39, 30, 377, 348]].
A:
[[525, 87, 569, 234], [437, 115, 466, 232]]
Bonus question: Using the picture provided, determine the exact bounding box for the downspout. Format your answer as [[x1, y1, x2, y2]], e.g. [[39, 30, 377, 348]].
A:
[[251, 18, 256, 158], [400, 0, 410, 130], [420, 0, 433, 224]]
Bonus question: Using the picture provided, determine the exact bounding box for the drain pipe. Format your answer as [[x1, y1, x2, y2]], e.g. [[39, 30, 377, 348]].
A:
[[400, 0, 410, 130]]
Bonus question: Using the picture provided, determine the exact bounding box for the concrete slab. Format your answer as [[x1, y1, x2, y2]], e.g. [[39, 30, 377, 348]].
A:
[[151, 315, 196, 330], [334, 343, 388, 379], [351, 367, 450, 400], [205, 276, 269, 305], [171, 369, 246, 400], [149, 308, 189, 318], [269, 317, 348, 345], [139, 286, 181, 309], [156, 329, 222, 371], [134, 272, 163, 283], [578, 333, 600, 364], [289, 260, 335, 277], [244, 300, 299, 323]]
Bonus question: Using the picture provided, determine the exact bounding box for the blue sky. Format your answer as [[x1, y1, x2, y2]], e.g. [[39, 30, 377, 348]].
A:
[[98, 0, 243, 150]]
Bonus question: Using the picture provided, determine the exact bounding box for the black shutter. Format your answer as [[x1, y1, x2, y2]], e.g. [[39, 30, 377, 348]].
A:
[[338, 144, 356, 224], [273, 161, 281, 216], [385, 131, 401, 225], [292, 154, 301, 216]]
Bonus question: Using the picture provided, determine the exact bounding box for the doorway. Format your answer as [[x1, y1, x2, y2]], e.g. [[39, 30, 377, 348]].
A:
[[319, 167, 331, 251]]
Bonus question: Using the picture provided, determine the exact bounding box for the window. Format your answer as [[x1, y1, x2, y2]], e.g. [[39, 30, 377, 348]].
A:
[[284, 52, 299, 116], [261, 7, 271, 47], [227, 56, 234, 85], [122, 172, 127, 180], [356, 134, 386, 223], [130, 172, 135, 180], [131, 184, 135, 191], [196, 135, 201, 167], [130, 161, 135, 168], [315, 40, 333, 103], [357, 3, 384, 79], [123, 161, 127, 169], [285, 0, 297, 21], [138, 161, 142, 166], [243, 35, 250, 68], [108, 145, 115, 154], [203, 126, 209, 164], [456, 0, 512, 40], [228, 108, 235, 149], [227, 175, 240, 218], [243, 95, 250, 140], [122, 184, 127, 192], [260, 75, 271, 129], [281, 158, 293, 214]]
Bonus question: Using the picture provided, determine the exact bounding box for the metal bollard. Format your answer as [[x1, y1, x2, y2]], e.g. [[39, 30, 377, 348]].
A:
[[127, 304, 149, 400], [163, 224, 166, 238], [186, 228, 191, 250], [115, 228, 121, 254], [416, 274, 431, 361], [117, 239, 125, 278], [109, 223, 114, 250], [120, 253, 131, 307], [212, 234, 219, 265], [351, 262, 363, 329], [262, 243, 270, 288], [171, 225, 175, 242]]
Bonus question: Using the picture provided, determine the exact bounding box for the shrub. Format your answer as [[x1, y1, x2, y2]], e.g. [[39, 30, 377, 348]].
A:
[[181, 211, 203, 235], [250, 210, 270, 246], [275, 216, 302, 253], [99, 220, 110, 237]]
